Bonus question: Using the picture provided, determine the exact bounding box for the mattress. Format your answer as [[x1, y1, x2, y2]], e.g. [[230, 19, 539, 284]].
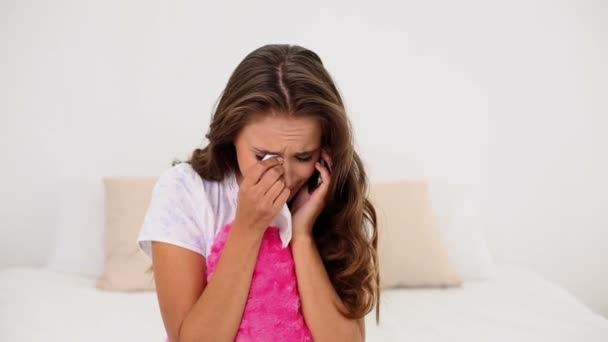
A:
[[364, 265, 608, 341], [1, 265, 607, 341]]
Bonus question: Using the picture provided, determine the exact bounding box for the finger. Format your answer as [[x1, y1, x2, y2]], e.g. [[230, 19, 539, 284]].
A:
[[257, 164, 284, 192], [272, 187, 291, 210], [321, 149, 333, 173], [315, 160, 331, 191], [243, 156, 284, 187], [264, 178, 286, 201]]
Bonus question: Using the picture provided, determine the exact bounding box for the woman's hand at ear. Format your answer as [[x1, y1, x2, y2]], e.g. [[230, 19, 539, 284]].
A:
[[290, 149, 333, 239]]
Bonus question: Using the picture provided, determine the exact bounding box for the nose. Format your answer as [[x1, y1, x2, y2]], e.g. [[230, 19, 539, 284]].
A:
[[281, 161, 297, 191]]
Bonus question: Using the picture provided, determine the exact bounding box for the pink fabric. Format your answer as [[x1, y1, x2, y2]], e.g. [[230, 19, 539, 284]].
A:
[[205, 223, 313, 341]]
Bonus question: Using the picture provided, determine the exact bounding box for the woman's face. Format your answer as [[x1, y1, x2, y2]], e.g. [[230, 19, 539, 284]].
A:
[[233, 113, 322, 202]]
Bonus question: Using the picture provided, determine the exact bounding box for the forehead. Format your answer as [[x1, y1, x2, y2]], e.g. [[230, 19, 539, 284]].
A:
[[239, 112, 322, 148]]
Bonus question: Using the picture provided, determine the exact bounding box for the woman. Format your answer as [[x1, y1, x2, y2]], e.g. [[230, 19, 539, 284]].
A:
[[138, 44, 379, 342]]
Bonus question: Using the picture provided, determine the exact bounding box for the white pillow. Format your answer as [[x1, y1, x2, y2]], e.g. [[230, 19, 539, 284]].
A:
[[428, 182, 496, 281]]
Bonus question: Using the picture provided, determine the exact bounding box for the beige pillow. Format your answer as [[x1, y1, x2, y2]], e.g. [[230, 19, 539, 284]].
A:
[[369, 180, 462, 288], [97, 177, 157, 291]]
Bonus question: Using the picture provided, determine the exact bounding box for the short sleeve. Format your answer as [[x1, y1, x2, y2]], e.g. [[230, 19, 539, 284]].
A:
[[137, 164, 210, 260]]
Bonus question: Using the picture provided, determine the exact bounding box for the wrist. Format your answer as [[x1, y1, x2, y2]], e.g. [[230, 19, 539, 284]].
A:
[[231, 219, 266, 240], [291, 230, 314, 247]]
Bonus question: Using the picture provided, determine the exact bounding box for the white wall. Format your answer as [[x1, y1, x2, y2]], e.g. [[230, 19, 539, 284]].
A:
[[1, 0, 607, 316]]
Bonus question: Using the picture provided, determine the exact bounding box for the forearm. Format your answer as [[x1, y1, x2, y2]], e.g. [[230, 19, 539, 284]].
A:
[[179, 224, 263, 342], [291, 233, 364, 342]]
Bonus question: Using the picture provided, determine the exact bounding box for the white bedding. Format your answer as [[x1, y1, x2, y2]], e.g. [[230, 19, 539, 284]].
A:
[[365, 265, 608, 341], [1, 264, 607, 341]]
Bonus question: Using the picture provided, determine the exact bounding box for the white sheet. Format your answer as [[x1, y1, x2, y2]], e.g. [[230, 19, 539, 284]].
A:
[[1, 265, 607, 341], [364, 264, 608, 341]]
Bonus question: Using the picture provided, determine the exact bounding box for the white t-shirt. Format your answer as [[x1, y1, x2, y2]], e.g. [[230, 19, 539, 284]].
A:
[[137, 163, 240, 259]]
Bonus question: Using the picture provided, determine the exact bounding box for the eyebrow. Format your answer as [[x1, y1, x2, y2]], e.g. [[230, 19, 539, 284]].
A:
[[254, 148, 316, 156]]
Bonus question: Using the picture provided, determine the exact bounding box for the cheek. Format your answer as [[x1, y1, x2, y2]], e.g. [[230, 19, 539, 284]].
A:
[[235, 150, 257, 175], [291, 162, 317, 182]]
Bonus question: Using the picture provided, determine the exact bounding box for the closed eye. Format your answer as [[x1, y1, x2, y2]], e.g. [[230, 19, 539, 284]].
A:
[[253, 148, 316, 162], [296, 156, 313, 162]]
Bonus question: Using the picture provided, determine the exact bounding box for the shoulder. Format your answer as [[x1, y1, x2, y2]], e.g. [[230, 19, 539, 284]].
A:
[[155, 162, 202, 192], [151, 162, 238, 228], [156, 163, 235, 196], [138, 163, 235, 258]]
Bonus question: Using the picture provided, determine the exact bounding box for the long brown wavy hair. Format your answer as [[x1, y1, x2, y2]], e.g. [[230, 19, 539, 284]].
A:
[[190, 44, 379, 321]]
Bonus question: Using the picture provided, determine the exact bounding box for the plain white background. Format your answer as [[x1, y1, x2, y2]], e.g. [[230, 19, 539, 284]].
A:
[[1, 0, 607, 317]]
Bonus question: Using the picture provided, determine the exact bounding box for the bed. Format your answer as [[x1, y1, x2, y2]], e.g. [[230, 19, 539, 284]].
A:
[[1, 264, 607, 341]]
